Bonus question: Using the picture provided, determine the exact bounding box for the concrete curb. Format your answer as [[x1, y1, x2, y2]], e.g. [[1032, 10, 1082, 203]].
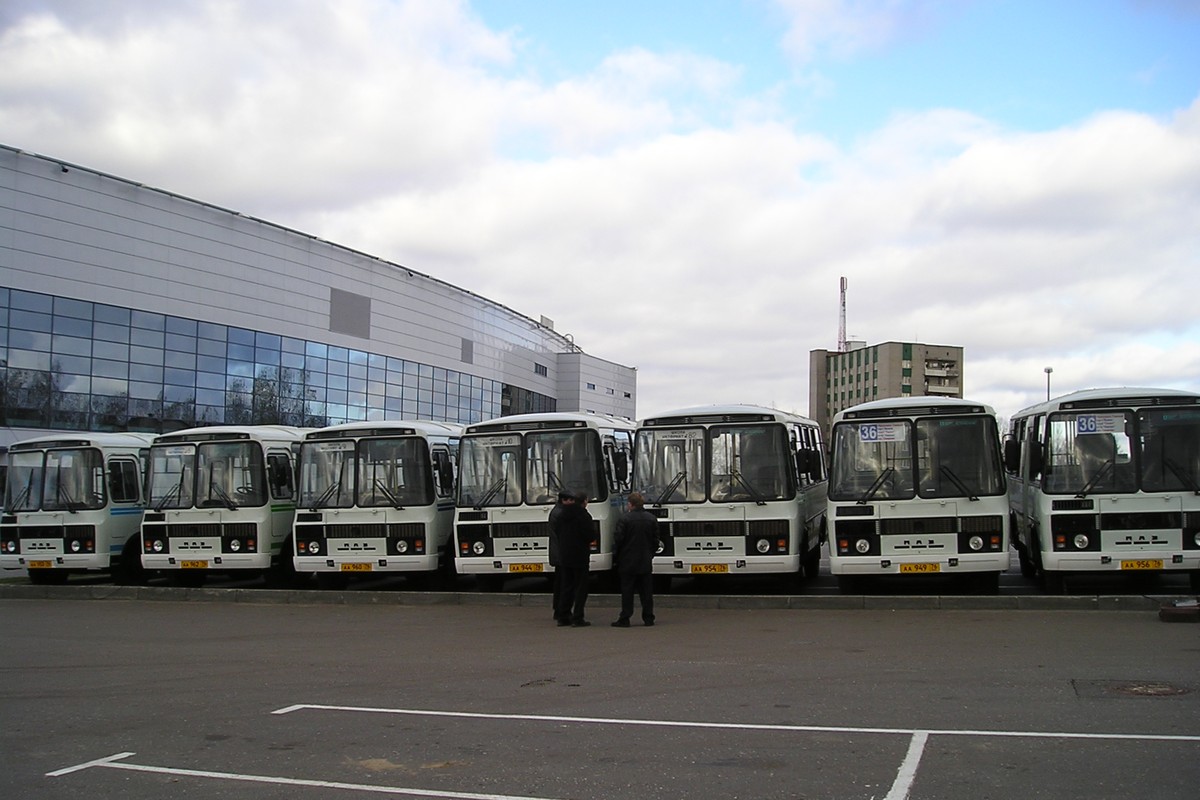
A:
[[0, 583, 1191, 611]]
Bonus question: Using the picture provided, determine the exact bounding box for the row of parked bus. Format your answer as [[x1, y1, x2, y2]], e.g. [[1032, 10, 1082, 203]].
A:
[[2, 387, 1198, 594]]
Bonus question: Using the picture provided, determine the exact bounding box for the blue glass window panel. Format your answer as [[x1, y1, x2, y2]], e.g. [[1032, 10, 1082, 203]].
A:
[[327, 358, 348, 377], [196, 405, 225, 424], [130, 381, 161, 400], [165, 332, 196, 353], [327, 389, 348, 405], [386, 371, 403, 388], [327, 374, 348, 391], [385, 396, 403, 413], [55, 354, 91, 374], [196, 388, 225, 406], [227, 327, 254, 346], [93, 322, 130, 343], [0, 287, 8, 306], [348, 362, 367, 381], [196, 371, 225, 390], [53, 296, 93, 320], [254, 347, 280, 366], [255, 331, 281, 350], [52, 334, 92, 357], [387, 357, 405, 372], [305, 356, 327, 374], [197, 338, 225, 357], [281, 336, 305, 354], [306, 372, 327, 388], [164, 351, 196, 370], [367, 407, 386, 422], [348, 349, 367, 366], [226, 360, 254, 379], [166, 317, 197, 336], [93, 304, 130, 325], [131, 310, 165, 331], [12, 290, 52, 313], [198, 321, 226, 341], [163, 385, 194, 403], [305, 341, 327, 358], [10, 329, 51, 351], [348, 391, 367, 408], [196, 354, 226, 374], [419, 364, 434, 378], [402, 399, 418, 416], [226, 342, 253, 362], [133, 329, 165, 349], [8, 349, 51, 370], [53, 316, 92, 337], [403, 361, 419, 376], [165, 368, 195, 387], [11, 309, 52, 333], [369, 353, 386, 370], [92, 377, 129, 395], [131, 364, 163, 383], [348, 376, 367, 394], [92, 359, 129, 379], [281, 351, 305, 369], [130, 345, 164, 366], [328, 346, 349, 363], [58, 374, 91, 393]]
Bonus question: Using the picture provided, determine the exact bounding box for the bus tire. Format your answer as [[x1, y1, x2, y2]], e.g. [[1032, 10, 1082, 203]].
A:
[[112, 535, 148, 586], [28, 568, 68, 585]]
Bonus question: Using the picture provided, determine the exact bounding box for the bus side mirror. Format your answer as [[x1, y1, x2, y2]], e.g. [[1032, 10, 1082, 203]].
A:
[[1029, 442, 1046, 477], [612, 451, 629, 483], [1002, 439, 1020, 473]]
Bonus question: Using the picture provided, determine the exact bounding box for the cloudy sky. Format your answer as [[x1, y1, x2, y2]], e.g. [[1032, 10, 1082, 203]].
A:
[[2, 0, 1199, 422]]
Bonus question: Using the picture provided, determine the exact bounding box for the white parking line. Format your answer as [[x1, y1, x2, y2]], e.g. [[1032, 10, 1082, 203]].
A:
[[47, 751, 565, 800], [884, 731, 929, 800]]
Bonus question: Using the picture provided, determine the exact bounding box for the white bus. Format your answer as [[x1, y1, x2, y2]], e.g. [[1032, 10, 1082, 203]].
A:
[[827, 398, 1009, 593], [292, 420, 462, 589], [1006, 387, 1200, 593], [141, 425, 305, 586], [454, 412, 635, 591], [0, 432, 154, 584], [632, 405, 827, 586]]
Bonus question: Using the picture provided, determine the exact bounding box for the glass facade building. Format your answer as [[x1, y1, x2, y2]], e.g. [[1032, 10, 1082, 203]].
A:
[[0, 286, 555, 435]]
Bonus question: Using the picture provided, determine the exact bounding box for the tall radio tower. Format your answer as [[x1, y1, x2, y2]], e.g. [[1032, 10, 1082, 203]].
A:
[[837, 276, 848, 352]]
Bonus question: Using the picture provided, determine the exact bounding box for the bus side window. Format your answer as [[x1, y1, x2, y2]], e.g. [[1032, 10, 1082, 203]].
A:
[[108, 459, 141, 504], [268, 453, 294, 500]]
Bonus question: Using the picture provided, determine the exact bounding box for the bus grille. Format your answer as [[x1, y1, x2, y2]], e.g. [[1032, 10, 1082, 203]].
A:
[[880, 517, 957, 535], [167, 523, 222, 537], [672, 520, 744, 538]]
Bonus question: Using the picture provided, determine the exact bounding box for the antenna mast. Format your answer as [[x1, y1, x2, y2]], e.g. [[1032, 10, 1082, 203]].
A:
[[837, 276, 848, 352]]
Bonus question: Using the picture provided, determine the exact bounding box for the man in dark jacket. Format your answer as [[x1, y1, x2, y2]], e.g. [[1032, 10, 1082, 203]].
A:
[[556, 489, 595, 627], [548, 490, 575, 626], [611, 491, 659, 627]]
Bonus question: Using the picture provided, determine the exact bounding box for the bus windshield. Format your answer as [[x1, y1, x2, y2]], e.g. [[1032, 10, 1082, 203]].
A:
[[829, 420, 917, 501], [1044, 411, 1136, 495], [1138, 407, 1200, 493], [915, 417, 1004, 499], [358, 437, 432, 508], [4, 448, 106, 512], [526, 429, 603, 504], [299, 440, 356, 509], [149, 441, 267, 510], [709, 424, 793, 502], [149, 444, 197, 511], [457, 433, 523, 508], [633, 428, 706, 504]]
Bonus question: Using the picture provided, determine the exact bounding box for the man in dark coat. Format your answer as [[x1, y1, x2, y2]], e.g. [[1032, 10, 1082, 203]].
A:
[[556, 489, 595, 627], [610, 491, 659, 627], [547, 490, 575, 626]]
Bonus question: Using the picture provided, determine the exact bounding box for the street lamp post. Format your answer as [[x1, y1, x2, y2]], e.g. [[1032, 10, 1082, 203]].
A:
[[1044, 367, 1053, 401]]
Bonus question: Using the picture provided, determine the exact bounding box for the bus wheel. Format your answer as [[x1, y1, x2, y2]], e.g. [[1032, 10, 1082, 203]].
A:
[[28, 568, 68, 585], [1042, 570, 1065, 594], [112, 536, 148, 586]]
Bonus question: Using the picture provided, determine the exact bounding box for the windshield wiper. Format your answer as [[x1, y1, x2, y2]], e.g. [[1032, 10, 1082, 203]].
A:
[[208, 483, 238, 511], [308, 478, 344, 511], [857, 467, 895, 504], [653, 471, 687, 507], [938, 465, 979, 501], [56, 482, 81, 514], [153, 481, 182, 513], [9, 479, 33, 512], [730, 469, 767, 506], [374, 478, 405, 510], [1162, 457, 1200, 495], [474, 476, 508, 510], [1075, 459, 1115, 499]]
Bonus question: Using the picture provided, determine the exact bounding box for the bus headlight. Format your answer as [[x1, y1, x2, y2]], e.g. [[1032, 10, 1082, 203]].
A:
[[1194, 531, 1200, 547], [968, 535, 984, 551], [656, 541, 664, 555], [755, 538, 771, 554], [70, 540, 82, 553], [152, 539, 164, 553], [472, 541, 486, 555], [229, 539, 241, 552], [396, 540, 408, 554], [855, 539, 870, 554], [1073, 534, 1089, 550], [307, 540, 320, 555]]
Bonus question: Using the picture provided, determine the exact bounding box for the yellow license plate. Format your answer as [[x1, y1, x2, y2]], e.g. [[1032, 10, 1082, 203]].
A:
[[341, 563, 372, 572], [1121, 559, 1163, 571], [900, 563, 940, 574], [180, 560, 208, 569], [509, 563, 544, 573], [691, 564, 729, 574], [28, 560, 53, 569]]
